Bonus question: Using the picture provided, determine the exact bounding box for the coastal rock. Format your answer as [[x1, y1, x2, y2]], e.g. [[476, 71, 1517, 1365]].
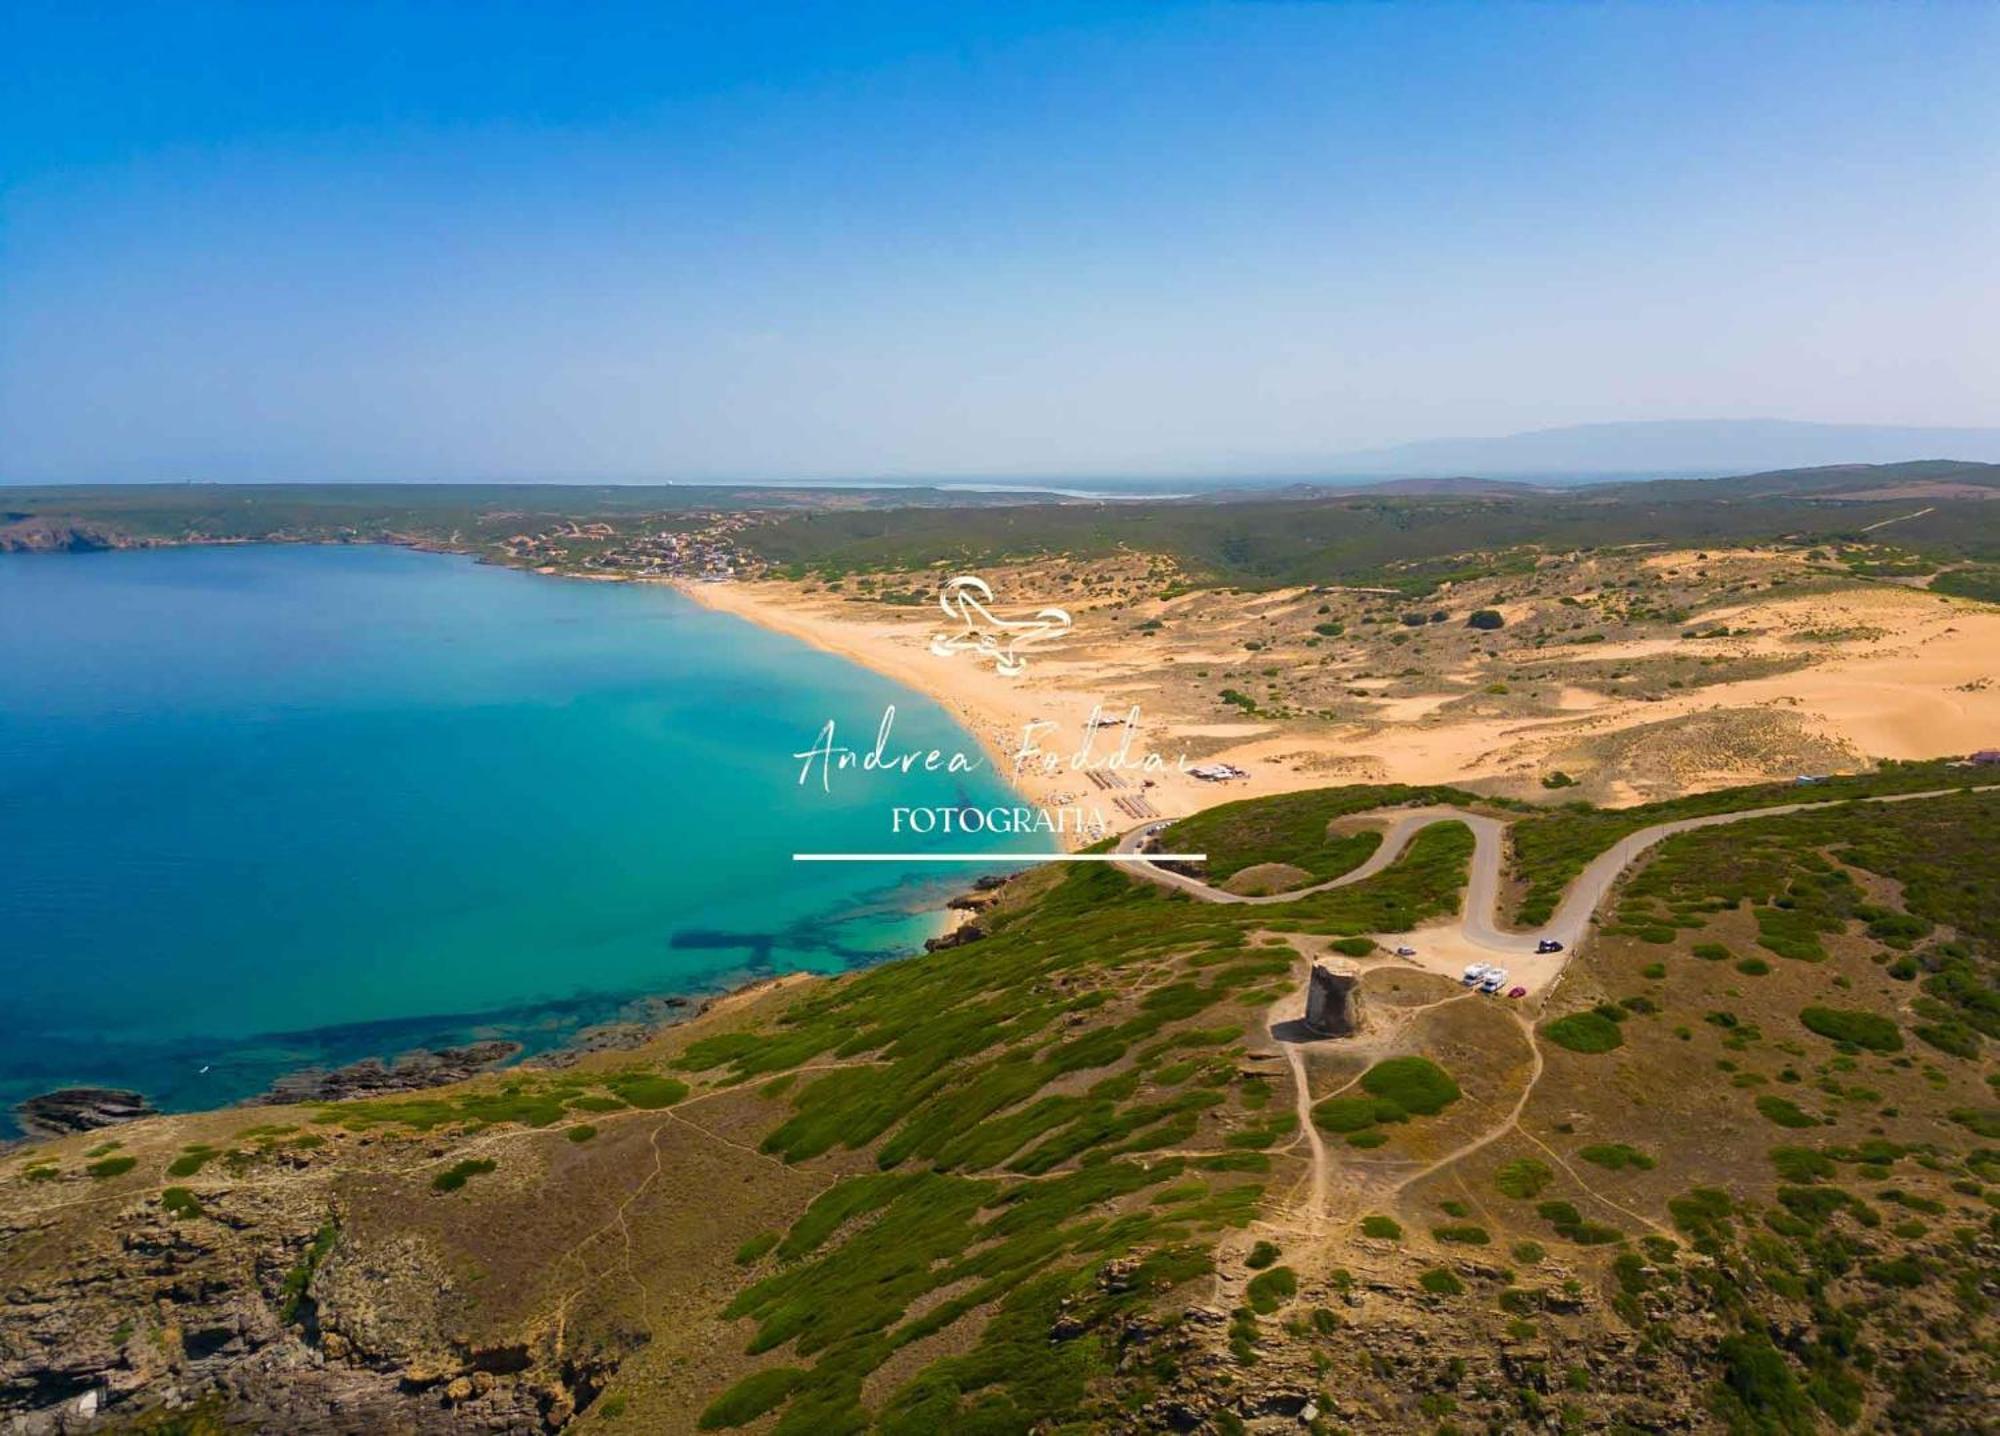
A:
[[249, 1042, 521, 1105], [924, 922, 984, 952], [0, 519, 149, 553], [14, 1088, 160, 1139]]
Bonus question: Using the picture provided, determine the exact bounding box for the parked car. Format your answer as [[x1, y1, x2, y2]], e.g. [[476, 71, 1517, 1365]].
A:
[[1394, 946, 1418, 958], [1461, 963, 1491, 986], [1507, 986, 1527, 999], [1478, 969, 1508, 994], [1536, 939, 1564, 954]]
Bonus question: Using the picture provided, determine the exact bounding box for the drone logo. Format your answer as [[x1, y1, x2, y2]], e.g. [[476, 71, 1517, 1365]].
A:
[[928, 575, 1072, 677]]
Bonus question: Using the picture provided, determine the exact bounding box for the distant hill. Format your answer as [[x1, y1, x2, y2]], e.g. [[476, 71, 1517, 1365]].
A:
[[1613, 458, 2000, 502], [1319, 419, 2000, 479]]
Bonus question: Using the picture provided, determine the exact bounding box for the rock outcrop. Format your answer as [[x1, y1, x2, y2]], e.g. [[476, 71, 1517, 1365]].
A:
[[250, 1042, 522, 1105], [13, 1088, 160, 1139]]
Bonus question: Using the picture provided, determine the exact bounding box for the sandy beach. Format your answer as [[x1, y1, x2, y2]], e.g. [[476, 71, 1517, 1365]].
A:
[[673, 560, 2000, 841]]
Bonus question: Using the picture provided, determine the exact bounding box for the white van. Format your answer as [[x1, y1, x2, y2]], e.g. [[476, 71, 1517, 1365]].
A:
[[1478, 968, 1509, 994]]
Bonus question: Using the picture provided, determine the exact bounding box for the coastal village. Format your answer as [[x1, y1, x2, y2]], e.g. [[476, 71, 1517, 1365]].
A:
[[497, 512, 759, 581]]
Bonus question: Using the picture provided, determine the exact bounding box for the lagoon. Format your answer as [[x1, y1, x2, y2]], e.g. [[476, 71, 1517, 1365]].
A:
[[0, 544, 1033, 1130]]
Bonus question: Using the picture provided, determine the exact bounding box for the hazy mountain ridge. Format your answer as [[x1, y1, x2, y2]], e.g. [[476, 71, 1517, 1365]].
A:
[[1317, 419, 2000, 479]]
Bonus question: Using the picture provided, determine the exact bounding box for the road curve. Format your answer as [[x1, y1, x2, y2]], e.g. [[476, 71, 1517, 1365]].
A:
[[1115, 785, 1992, 962]]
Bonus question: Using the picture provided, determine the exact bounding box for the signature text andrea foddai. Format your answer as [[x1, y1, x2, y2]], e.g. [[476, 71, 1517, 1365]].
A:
[[792, 703, 1185, 791], [792, 704, 1178, 836]]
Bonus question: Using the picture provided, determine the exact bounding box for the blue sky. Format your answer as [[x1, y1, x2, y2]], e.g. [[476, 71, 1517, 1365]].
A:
[[2, 1, 1994, 481]]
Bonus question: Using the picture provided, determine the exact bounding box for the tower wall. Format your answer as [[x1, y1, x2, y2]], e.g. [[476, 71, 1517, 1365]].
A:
[[1304, 963, 1361, 1037]]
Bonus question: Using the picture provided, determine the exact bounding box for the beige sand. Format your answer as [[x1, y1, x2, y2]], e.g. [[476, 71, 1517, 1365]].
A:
[[671, 569, 2000, 846]]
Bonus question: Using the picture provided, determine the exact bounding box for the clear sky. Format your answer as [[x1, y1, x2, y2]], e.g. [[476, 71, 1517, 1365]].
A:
[[2, 1, 1994, 482]]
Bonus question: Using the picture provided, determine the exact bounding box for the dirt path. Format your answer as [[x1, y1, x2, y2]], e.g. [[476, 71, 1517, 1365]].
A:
[[1184, 783, 1992, 1233]]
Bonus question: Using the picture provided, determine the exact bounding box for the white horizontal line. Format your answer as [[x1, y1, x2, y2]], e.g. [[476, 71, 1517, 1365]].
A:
[[790, 853, 1207, 863]]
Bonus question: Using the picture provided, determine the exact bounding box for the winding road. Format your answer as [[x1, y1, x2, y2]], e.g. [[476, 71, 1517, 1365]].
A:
[[1115, 785, 1992, 975], [1149, 781, 1994, 1234]]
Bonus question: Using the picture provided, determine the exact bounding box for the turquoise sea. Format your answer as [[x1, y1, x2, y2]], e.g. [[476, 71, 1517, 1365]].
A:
[[0, 545, 1034, 1131]]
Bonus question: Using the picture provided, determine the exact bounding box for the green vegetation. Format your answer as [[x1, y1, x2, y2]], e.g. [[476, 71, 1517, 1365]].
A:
[[1577, 1143, 1655, 1172], [278, 1219, 338, 1323], [1535, 1201, 1622, 1245], [604, 1072, 690, 1109], [1166, 783, 1490, 888], [1359, 1056, 1460, 1116], [1754, 1096, 1817, 1129], [5, 768, 1991, 1432], [1431, 1224, 1490, 1245], [1508, 759, 1983, 924], [1245, 1265, 1297, 1314], [1494, 1158, 1554, 1198], [322, 1079, 604, 1132], [160, 1187, 203, 1219], [1932, 565, 2000, 605], [566, 1123, 599, 1143], [85, 1156, 137, 1180], [166, 1145, 221, 1178], [1799, 1007, 1903, 1052], [1314, 1057, 1460, 1142], [1711, 1331, 1817, 1435], [698, 1368, 808, 1430], [1311, 1096, 1399, 1134], [1541, 1011, 1624, 1054], [431, 1157, 498, 1193]]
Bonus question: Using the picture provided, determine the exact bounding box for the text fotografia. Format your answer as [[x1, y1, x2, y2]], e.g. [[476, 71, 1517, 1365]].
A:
[[792, 703, 1190, 793], [891, 804, 1100, 836]]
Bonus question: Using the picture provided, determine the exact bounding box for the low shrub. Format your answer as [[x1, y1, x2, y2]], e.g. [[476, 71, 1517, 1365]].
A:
[[1542, 1011, 1624, 1054]]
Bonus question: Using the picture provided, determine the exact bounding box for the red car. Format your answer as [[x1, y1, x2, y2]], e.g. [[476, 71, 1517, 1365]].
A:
[[1507, 986, 1528, 999]]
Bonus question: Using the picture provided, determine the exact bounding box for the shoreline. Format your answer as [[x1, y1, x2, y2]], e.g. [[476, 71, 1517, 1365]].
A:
[[664, 574, 1209, 847], [0, 544, 1005, 1144]]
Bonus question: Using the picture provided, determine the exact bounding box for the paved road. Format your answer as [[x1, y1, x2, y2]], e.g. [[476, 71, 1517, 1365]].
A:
[[1115, 785, 1992, 962]]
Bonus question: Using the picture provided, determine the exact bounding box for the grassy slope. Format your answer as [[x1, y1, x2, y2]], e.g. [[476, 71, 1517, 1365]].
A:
[[5, 776, 1995, 1432]]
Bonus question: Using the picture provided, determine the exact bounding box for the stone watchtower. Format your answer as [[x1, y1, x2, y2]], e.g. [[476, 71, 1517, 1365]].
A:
[[1304, 962, 1362, 1037]]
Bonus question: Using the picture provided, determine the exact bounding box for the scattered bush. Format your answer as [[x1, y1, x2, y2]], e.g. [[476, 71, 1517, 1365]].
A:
[[1246, 1265, 1298, 1314], [1495, 1158, 1554, 1199], [1578, 1143, 1655, 1172], [1360, 1057, 1461, 1116], [1542, 1011, 1625, 1054], [160, 1186, 203, 1219], [1799, 1007, 1902, 1053], [1432, 1224, 1490, 1245], [604, 1072, 690, 1109], [1755, 1096, 1817, 1129], [431, 1158, 498, 1193]]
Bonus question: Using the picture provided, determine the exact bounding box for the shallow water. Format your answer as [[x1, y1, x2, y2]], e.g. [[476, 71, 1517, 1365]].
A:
[[0, 544, 1033, 1128]]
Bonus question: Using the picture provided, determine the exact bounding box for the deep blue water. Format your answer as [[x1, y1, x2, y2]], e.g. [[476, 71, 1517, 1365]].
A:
[[0, 545, 1033, 1130]]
